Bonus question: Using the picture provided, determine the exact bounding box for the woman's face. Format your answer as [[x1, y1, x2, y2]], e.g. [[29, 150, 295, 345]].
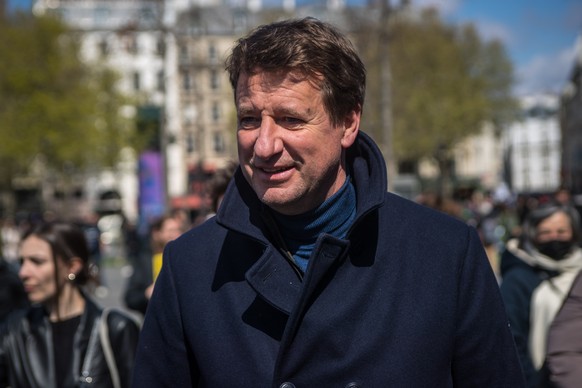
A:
[[535, 211, 573, 243], [18, 235, 67, 304]]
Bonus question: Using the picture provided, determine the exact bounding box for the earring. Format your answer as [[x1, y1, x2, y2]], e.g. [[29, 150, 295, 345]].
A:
[[68, 273, 76, 281]]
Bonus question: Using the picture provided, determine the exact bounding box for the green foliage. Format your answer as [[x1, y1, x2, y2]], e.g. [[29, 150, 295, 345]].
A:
[[0, 14, 136, 188], [351, 7, 518, 164]]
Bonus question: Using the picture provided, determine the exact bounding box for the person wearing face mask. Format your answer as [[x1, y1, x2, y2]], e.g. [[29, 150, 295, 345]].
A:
[[500, 203, 582, 387]]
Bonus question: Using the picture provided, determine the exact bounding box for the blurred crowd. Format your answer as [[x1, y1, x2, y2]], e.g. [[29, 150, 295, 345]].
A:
[[417, 186, 582, 278], [0, 162, 237, 387], [418, 185, 582, 387]]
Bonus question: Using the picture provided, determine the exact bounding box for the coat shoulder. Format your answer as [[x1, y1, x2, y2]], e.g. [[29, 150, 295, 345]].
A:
[[382, 192, 470, 233]]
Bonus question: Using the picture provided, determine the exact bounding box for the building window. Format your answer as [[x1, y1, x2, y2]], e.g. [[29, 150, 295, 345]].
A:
[[234, 11, 247, 31], [125, 35, 138, 55], [213, 131, 225, 153], [157, 37, 166, 56], [208, 43, 217, 63], [180, 45, 188, 62], [186, 132, 196, 153], [520, 143, 529, 159], [157, 71, 165, 92], [94, 7, 110, 24], [210, 69, 219, 90], [183, 72, 192, 91], [211, 102, 220, 122], [98, 39, 109, 57], [541, 140, 551, 158], [140, 7, 155, 24], [133, 72, 141, 91]]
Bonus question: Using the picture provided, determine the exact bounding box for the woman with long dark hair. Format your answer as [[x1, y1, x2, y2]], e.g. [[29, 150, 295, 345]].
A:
[[0, 221, 140, 388]]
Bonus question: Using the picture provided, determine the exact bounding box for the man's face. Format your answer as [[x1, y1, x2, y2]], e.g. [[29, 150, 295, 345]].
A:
[[235, 70, 359, 215]]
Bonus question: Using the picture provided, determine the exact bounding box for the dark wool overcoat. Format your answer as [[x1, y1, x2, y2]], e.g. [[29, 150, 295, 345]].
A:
[[132, 132, 525, 388]]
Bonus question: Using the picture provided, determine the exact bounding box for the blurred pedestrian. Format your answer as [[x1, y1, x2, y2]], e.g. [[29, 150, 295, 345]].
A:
[[206, 160, 238, 219], [0, 221, 140, 388], [123, 214, 183, 316], [554, 187, 574, 207], [78, 212, 106, 296], [132, 17, 524, 387], [0, 255, 28, 324], [170, 207, 191, 233], [500, 203, 582, 387], [544, 269, 582, 387], [554, 186, 582, 242], [0, 217, 20, 264], [478, 194, 521, 277]]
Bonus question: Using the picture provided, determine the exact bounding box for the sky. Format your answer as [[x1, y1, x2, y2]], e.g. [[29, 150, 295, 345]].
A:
[[411, 0, 582, 97], [8, 0, 582, 97]]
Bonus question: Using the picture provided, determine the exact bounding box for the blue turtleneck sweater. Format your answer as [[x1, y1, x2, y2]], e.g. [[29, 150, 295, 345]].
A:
[[270, 178, 356, 273]]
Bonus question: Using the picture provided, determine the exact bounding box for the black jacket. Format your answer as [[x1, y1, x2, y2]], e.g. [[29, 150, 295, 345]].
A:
[[123, 241, 153, 316], [0, 258, 28, 324], [499, 246, 561, 387], [0, 294, 140, 388]]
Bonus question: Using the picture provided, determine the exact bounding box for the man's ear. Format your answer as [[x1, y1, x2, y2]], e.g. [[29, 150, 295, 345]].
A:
[[340, 107, 361, 149]]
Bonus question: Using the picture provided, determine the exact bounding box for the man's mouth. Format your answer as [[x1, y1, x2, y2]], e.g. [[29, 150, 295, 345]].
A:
[[261, 166, 291, 173]]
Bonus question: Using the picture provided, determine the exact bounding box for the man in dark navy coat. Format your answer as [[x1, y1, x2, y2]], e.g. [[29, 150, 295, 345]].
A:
[[132, 17, 525, 387]]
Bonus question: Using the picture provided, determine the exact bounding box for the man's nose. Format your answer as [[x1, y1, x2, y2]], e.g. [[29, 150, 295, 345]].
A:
[[254, 118, 283, 159]]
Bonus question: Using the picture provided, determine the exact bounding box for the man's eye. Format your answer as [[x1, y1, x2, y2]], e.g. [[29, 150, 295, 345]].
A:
[[279, 117, 303, 126], [239, 117, 260, 128]]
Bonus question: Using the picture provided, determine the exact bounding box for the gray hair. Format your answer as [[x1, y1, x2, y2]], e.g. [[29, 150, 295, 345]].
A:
[[521, 203, 581, 247]]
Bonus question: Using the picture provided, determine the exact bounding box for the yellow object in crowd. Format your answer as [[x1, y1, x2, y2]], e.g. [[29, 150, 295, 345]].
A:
[[152, 252, 163, 282]]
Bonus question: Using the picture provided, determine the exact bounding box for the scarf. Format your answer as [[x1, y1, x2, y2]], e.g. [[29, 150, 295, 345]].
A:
[[270, 178, 356, 273], [507, 239, 582, 369]]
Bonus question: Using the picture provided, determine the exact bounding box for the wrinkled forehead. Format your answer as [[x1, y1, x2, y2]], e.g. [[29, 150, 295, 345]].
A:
[[235, 69, 322, 100]]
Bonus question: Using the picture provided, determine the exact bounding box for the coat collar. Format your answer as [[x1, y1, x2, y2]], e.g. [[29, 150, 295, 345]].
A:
[[216, 130, 387, 240]]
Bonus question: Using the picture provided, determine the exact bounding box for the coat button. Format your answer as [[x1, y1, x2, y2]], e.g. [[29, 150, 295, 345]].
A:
[[345, 383, 360, 388], [280, 383, 296, 388]]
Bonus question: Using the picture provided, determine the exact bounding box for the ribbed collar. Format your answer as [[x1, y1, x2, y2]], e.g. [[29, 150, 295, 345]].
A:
[[269, 178, 356, 272]]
